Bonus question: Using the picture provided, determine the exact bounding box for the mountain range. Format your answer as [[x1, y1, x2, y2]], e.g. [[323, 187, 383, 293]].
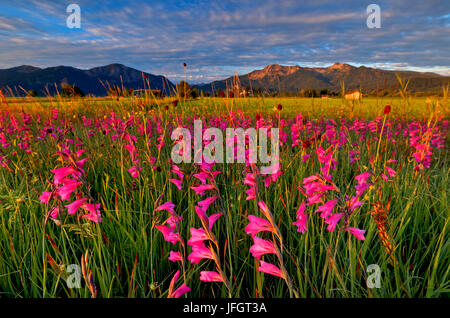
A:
[[0, 63, 175, 96], [196, 63, 448, 94], [0, 62, 448, 96]]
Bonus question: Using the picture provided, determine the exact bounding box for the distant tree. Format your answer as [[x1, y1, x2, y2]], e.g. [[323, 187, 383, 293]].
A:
[[177, 81, 191, 99], [200, 90, 210, 97], [320, 89, 330, 96], [191, 87, 200, 99], [254, 87, 263, 97], [243, 86, 251, 97], [61, 83, 85, 97], [280, 91, 296, 97], [27, 89, 38, 97], [301, 88, 318, 98]]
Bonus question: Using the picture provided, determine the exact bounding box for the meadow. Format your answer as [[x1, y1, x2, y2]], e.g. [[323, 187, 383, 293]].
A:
[[0, 93, 448, 298]]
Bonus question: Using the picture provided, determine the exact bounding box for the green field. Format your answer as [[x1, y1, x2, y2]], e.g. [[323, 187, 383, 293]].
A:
[[0, 94, 448, 298], [4, 95, 449, 119]]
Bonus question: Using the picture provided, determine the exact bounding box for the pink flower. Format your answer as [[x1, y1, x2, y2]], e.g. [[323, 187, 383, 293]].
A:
[[128, 166, 142, 178], [244, 173, 257, 187], [65, 198, 88, 215], [171, 165, 184, 179], [76, 158, 88, 169], [355, 183, 370, 196], [197, 196, 217, 211], [170, 178, 183, 190], [168, 251, 183, 262], [124, 144, 136, 157], [257, 201, 273, 221], [315, 199, 338, 219], [51, 166, 77, 185], [346, 227, 366, 241], [171, 284, 191, 298], [188, 243, 214, 264], [155, 201, 176, 214], [75, 149, 85, 158], [191, 184, 215, 195], [324, 213, 344, 232], [80, 203, 102, 223], [306, 192, 325, 205], [187, 227, 209, 246], [303, 175, 319, 185], [304, 182, 336, 197], [249, 236, 277, 259], [347, 196, 364, 213], [199, 271, 223, 282], [385, 166, 397, 178], [208, 213, 222, 231], [49, 207, 60, 219], [412, 152, 423, 162], [39, 191, 52, 204], [355, 172, 371, 185], [166, 214, 182, 229], [292, 202, 307, 234], [168, 270, 191, 298], [193, 172, 209, 184], [245, 215, 274, 237], [194, 205, 209, 225], [245, 187, 256, 200], [258, 261, 284, 278], [58, 179, 82, 201], [155, 225, 180, 245]]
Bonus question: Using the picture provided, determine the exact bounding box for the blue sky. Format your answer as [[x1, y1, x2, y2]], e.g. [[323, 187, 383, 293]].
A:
[[0, 0, 449, 83]]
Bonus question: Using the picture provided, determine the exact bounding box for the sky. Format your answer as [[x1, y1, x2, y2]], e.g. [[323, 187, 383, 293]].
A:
[[0, 0, 449, 83]]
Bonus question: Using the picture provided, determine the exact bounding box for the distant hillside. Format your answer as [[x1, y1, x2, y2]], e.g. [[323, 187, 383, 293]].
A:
[[196, 63, 448, 94], [0, 64, 175, 96]]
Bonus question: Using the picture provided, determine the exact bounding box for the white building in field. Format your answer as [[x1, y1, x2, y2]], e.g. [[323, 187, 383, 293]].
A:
[[345, 90, 362, 100]]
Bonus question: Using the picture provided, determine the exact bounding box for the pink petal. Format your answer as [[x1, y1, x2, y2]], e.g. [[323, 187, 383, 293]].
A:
[[246, 215, 274, 237], [292, 202, 308, 234], [171, 284, 191, 298], [168, 251, 183, 262], [346, 227, 366, 241], [199, 271, 223, 282], [39, 191, 52, 204], [258, 261, 284, 278], [65, 198, 88, 215], [324, 213, 344, 232], [249, 236, 277, 259], [170, 178, 183, 190]]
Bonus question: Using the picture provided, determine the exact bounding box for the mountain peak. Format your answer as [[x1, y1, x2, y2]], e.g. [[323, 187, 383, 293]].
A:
[[103, 63, 128, 69], [264, 64, 300, 71], [89, 63, 130, 72], [249, 64, 301, 80], [6, 65, 42, 73], [328, 63, 353, 70]]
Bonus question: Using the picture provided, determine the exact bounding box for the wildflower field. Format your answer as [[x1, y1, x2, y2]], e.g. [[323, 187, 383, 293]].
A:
[[0, 94, 448, 298]]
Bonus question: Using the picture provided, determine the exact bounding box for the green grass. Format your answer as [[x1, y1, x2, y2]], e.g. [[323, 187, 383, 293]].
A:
[[0, 95, 448, 298]]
